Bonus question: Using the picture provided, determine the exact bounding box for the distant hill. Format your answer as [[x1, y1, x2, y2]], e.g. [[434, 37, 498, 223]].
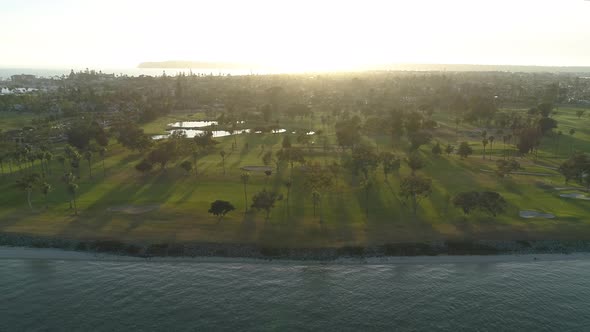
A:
[[372, 63, 590, 73], [139, 61, 590, 73], [138, 61, 257, 69]]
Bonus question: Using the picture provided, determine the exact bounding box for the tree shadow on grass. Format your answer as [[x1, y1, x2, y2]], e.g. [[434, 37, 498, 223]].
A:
[[57, 170, 181, 236]]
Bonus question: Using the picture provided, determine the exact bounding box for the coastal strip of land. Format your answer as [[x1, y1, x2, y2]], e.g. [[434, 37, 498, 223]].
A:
[[4, 232, 590, 262], [2, 246, 590, 265]]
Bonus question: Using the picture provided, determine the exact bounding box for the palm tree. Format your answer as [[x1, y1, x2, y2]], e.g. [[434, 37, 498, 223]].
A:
[[16, 173, 40, 210], [84, 150, 93, 179], [569, 128, 576, 154], [68, 182, 79, 215], [41, 181, 52, 208], [488, 136, 495, 160], [312, 190, 321, 219], [361, 178, 373, 219], [62, 172, 76, 210], [220, 150, 226, 175], [43, 151, 53, 175], [482, 138, 488, 160], [240, 172, 250, 212], [98, 147, 107, 177], [231, 122, 238, 150], [284, 179, 292, 215], [0, 153, 4, 175]]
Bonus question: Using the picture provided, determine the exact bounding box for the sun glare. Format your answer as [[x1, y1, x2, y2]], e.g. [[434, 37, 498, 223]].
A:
[[1, 0, 589, 69]]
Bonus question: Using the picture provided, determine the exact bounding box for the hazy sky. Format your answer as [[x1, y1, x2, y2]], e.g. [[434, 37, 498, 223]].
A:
[[1, 0, 589, 70]]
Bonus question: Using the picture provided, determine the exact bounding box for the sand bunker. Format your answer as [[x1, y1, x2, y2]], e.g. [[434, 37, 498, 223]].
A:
[[559, 193, 590, 200], [240, 166, 273, 172], [519, 210, 555, 219], [107, 204, 160, 214]]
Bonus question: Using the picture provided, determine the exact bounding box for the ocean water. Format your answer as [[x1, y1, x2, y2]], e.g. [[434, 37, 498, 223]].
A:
[[2, 256, 590, 331]]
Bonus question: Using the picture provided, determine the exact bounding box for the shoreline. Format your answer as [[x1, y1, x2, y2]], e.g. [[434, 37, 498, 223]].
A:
[[3, 232, 590, 263], [2, 246, 590, 265]]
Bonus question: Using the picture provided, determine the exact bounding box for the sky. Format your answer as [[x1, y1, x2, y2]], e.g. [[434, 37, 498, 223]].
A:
[[1, 0, 589, 71]]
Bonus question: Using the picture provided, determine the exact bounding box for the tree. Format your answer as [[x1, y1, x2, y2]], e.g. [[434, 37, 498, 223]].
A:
[[220, 150, 226, 175], [180, 160, 193, 175], [262, 151, 272, 166], [559, 153, 590, 190], [576, 110, 585, 119], [64, 145, 81, 178], [261, 104, 273, 123], [488, 136, 495, 160], [311, 191, 321, 218], [569, 128, 576, 154], [115, 122, 152, 152], [251, 189, 281, 220], [277, 148, 305, 175], [59, 170, 78, 213], [284, 179, 292, 211], [240, 172, 250, 212], [445, 144, 454, 156], [400, 175, 432, 216], [282, 135, 292, 149], [84, 150, 93, 179], [408, 130, 433, 151], [453, 191, 507, 216], [16, 173, 40, 210], [68, 182, 79, 215], [537, 117, 557, 134], [431, 142, 442, 157], [335, 118, 361, 150], [379, 152, 401, 180], [350, 145, 379, 179], [482, 137, 488, 160], [40, 181, 52, 208], [516, 127, 541, 155], [495, 159, 521, 177], [405, 152, 425, 175], [457, 142, 473, 159], [537, 102, 553, 117], [360, 177, 373, 218], [98, 147, 107, 177], [452, 191, 480, 214], [478, 191, 507, 216], [148, 142, 178, 170], [194, 131, 218, 151], [135, 159, 153, 173], [208, 200, 235, 221], [43, 151, 53, 175], [304, 161, 334, 208]]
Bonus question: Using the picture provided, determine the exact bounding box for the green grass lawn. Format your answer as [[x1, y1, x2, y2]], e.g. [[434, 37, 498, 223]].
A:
[[0, 112, 36, 131], [1, 107, 589, 247]]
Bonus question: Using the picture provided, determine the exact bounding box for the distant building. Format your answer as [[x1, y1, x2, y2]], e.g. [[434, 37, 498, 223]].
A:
[[11, 74, 37, 85]]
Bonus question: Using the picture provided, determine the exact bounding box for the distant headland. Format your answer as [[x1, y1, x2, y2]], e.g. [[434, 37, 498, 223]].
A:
[[138, 61, 590, 73]]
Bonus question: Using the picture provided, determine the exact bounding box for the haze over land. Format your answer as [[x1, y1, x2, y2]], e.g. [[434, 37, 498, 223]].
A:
[[1, 0, 589, 72]]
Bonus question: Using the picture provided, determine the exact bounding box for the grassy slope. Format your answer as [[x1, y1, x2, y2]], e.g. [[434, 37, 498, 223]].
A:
[[0, 112, 36, 131], [1, 108, 589, 247]]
